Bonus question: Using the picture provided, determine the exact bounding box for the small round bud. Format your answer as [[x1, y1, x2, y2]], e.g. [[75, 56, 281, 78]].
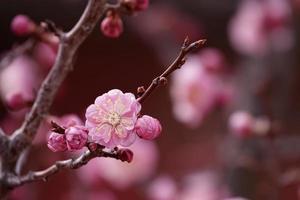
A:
[[11, 15, 35, 36], [100, 14, 123, 38], [65, 125, 88, 151], [229, 111, 254, 138], [117, 148, 134, 163], [135, 115, 162, 140], [47, 132, 67, 152], [134, 0, 149, 11]]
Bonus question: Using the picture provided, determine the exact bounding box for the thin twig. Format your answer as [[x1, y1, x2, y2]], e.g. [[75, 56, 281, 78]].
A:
[[137, 37, 206, 104], [7, 148, 119, 187]]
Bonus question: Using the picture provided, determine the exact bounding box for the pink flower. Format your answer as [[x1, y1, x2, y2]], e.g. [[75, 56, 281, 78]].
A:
[[65, 125, 88, 151], [47, 132, 67, 152], [147, 175, 178, 200], [85, 89, 141, 148], [135, 115, 162, 140], [10, 14, 35, 36], [228, 111, 254, 138], [228, 0, 293, 56], [0, 56, 39, 110], [100, 15, 123, 38], [33, 42, 57, 70], [170, 57, 221, 127], [199, 48, 226, 73]]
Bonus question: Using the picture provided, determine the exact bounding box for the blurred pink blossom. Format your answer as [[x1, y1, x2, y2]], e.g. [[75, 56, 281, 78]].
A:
[[86, 89, 141, 148], [147, 175, 178, 200], [179, 172, 227, 200], [228, 111, 254, 138], [0, 56, 39, 110], [135, 115, 162, 140], [228, 0, 293, 56], [170, 56, 225, 128], [77, 138, 159, 189]]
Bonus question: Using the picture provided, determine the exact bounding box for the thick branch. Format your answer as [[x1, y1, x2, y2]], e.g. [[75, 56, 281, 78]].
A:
[[10, 0, 107, 157], [137, 37, 206, 104], [6, 148, 119, 187]]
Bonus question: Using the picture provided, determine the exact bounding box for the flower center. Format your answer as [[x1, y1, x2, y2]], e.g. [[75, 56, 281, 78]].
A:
[[107, 112, 121, 127]]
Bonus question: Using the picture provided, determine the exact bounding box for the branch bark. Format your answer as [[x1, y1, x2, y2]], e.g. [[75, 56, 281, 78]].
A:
[[6, 148, 119, 187]]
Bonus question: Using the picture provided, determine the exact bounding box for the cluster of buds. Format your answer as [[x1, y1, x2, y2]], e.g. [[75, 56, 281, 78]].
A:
[[47, 122, 88, 152], [100, 0, 149, 38]]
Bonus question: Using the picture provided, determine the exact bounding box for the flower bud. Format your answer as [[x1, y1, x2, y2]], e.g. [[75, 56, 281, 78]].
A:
[[134, 0, 149, 11], [65, 125, 88, 151], [101, 14, 123, 38], [11, 14, 35, 36], [135, 115, 162, 140], [117, 148, 134, 163], [229, 111, 254, 138], [47, 132, 67, 152]]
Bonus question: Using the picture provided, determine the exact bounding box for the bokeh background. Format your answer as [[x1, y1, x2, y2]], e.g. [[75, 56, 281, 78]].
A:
[[0, 0, 300, 199]]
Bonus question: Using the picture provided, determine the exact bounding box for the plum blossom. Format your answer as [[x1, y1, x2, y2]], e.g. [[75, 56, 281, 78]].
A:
[[101, 14, 123, 38], [135, 115, 162, 140], [85, 89, 141, 148], [228, 0, 293, 56], [170, 56, 223, 128], [147, 175, 178, 200], [0, 56, 39, 110]]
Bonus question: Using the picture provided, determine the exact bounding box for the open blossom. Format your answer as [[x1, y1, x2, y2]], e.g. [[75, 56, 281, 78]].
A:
[[47, 132, 67, 152], [228, 0, 293, 56], [65, 125, 88, 151], [170, 57, 221, 128], [0, 56, 39, 110], [135, 115, 162, 140], [85, 89, 141, 148]]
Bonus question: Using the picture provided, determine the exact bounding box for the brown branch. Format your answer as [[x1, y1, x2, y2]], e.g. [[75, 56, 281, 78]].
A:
[[9, 0, 107, 160], [137, 37, 206, 104], [6, 148, 120, 187]]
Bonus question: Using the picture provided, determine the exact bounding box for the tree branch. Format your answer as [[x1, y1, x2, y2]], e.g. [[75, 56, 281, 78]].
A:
[[6, 148, 120, 187], [137, 37, 206, 104], [9, 0, 107, 158]]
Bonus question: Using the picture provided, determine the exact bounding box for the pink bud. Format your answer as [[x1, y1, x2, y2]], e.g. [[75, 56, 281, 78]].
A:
[[33, 42, 57, 70], [65, 125, 88, 151], [117, 148, 134, 163], [47, 132, 67, 152], [134, 0, 149, 11], [101, 15, 123, 38], [11, 15, 35, 36], [135, 115, 162, 140], [229, 111, 254, 138]]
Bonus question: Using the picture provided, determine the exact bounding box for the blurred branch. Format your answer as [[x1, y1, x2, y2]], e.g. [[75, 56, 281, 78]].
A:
[[137, 37, 206, 104], [6, 147, 126, 187]]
